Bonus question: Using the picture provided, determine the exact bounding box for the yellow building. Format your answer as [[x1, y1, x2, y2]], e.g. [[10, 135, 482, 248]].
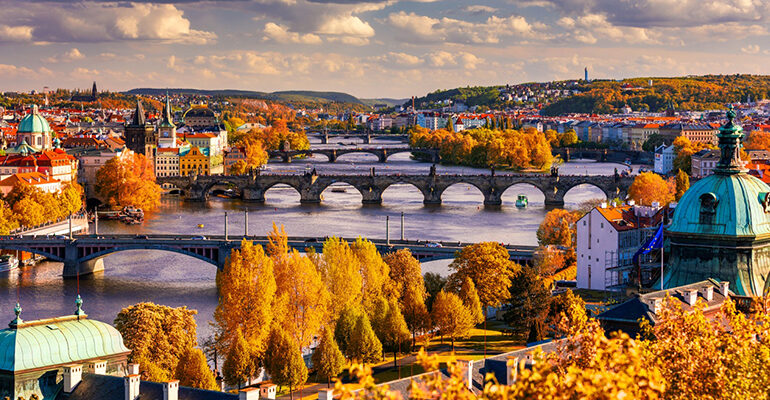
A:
[[179, 146, 210, 176]]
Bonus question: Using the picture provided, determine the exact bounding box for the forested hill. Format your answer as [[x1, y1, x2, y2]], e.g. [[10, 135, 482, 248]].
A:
[[406, 75, 770, 115], [540, 75, 770, 116]]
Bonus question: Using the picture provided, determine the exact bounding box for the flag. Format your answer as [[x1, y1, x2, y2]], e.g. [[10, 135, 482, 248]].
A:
[[633, 224, 664, 265]]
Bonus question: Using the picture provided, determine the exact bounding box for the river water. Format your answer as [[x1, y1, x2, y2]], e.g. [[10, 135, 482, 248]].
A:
[[1, 138, 639, 340]]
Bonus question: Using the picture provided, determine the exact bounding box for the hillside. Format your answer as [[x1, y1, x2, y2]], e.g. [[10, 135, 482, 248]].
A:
[[125, 88, 364, 105]]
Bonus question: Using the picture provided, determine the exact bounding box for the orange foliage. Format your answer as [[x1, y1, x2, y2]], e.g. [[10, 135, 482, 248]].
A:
[[628, 172, 675, 206]]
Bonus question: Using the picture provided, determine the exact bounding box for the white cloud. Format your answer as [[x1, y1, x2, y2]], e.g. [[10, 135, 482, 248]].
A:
[[263, 22, 323, 44], [741, 44, 760, 54], [318, 15, 375, 37], [0, 24, 33, 42], [44, 48, 85, 63], [386, 11, 537, 44]]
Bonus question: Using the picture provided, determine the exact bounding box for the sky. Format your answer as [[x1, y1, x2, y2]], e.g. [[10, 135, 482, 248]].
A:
[[0, 0, 769, 99]]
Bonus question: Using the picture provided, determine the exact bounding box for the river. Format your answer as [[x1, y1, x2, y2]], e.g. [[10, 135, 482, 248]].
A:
[[1, 138, 640, 340]]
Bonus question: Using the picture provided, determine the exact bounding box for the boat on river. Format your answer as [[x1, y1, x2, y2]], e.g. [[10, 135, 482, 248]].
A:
[[515, 195, 529, 208], [0, 255, 19, 272]]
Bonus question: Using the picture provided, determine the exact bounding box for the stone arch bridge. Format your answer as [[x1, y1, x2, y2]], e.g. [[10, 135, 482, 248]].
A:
[[158, 172, 633, 207], [267, 147, 439, 163], [306, 131, 410, 144]]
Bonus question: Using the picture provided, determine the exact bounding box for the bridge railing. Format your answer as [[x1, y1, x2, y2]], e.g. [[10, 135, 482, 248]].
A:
[[7, 212, 89, 236]]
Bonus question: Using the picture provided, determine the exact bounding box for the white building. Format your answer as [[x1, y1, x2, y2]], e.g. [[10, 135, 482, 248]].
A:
[[576, 203, 663, 291], [654, 144, 675, 174], [155, 147, 181, 177]]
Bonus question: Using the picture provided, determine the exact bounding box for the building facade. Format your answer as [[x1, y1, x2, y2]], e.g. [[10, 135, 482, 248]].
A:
[[179, 146, 209, 176], [124, 100, 155, 157]]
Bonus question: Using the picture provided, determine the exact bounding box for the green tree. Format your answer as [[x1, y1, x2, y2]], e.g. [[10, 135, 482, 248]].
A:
[[348, 313, 382, 364], [503, 267, 552, 343], [222, 329, 253, 389], [334, 304, 362, 356], [379, 298, 411, 368], [114, 302, 198, 382], [265, 326, 308, 399], [176, 348, 219, 391], [311, 327, 345, 387], [423, 272, 447, 311], [431, 291, 474, 351], [459, 277, 484, 325]]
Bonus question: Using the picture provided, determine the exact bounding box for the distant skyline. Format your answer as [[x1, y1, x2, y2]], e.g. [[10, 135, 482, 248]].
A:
[[0, 0, 769, 98]]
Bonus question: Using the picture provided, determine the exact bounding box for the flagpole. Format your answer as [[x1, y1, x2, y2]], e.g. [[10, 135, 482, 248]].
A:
[[660, 228, 664, 291]]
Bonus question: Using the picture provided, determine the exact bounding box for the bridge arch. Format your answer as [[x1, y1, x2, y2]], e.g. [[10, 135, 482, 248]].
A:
[[437, 181, 487, 204], [561, 182, 613, 206], [335, 151, 379, 163], [500, 182, 548, 205], [78, 245, 221, 268], [262, 181, 303, 202], [381, 181, 425, 204], [0, 245, 65, 263]]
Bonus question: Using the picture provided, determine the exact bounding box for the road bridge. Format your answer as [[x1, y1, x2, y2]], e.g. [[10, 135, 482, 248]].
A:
[[0, 234, 536, 278], [306, 131, 410, 144], [157, 171, 633, 206], [267, 147, 439, 163]]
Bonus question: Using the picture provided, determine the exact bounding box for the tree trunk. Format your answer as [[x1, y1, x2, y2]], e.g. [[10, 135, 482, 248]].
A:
[[483, 306, 488, 358]]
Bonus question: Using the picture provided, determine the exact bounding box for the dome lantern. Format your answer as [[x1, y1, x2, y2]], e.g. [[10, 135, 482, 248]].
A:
[[714, 105, 744, 175]]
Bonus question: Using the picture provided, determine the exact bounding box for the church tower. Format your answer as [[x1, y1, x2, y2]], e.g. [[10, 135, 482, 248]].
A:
[[124, 100, 155, 156], [157, 94, 177, 148]]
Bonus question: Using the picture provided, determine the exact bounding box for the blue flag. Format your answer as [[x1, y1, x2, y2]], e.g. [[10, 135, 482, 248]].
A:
[[633, 224, 664, 264]]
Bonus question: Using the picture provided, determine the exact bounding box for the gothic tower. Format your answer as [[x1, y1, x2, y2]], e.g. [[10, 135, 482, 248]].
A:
[[124, 100, 155, 157], [157, 94, 177, 148]]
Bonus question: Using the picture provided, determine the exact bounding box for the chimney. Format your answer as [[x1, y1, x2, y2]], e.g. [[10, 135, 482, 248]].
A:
[[456, 359, 474, 390], [701, 286, 714, 302], [720, 281, 731, 297], [128, 363, 140, 376], [645, 297, 662, 314], [318, 388, 334, 400], [125, 374, 140, 400], [88, 360, 107, 375], [506, 357, 520, 385], [260, 383, 277, 399], [238, 387, 260, 400], [63, 364, 83, 393], [685, 289, 698, 306], [163, 380, 179, 400]]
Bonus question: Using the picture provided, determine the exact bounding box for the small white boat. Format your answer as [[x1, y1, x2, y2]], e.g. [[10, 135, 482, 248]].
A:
[[0, 255, 19, 272]]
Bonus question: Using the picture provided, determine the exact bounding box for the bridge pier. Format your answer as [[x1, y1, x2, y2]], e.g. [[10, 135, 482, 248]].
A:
[[242, 188, 266, 203], [282, 153, 292, 163], [63, 258, 105, 278], [328, 150, 337, 163], [378, 151, 388, 163], [320, 134, 328, 145], [300, 191, 322, 204], [423, 187, 442, 205], [483, 189, 503, 206], [363, 135, 371, 144], [186, 185, 208, 202], [361, 187, 383, 204]]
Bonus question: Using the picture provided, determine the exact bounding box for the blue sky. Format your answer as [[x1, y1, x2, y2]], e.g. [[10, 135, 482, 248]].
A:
[[0, 0, 768, 98]]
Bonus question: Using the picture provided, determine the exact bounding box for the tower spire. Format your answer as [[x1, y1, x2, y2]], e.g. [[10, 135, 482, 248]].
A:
[[714, 105, 745, 175], [131, 99, 146, 126]]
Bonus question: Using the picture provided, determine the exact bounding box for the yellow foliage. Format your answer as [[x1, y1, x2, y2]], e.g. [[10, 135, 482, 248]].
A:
[[96, 152, 160, 211], [628, 172, 675, 206]]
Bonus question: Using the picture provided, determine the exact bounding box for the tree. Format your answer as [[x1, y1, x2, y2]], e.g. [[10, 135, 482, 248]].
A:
[[384, 249, 429, 346], [214, 240, 276, 372], [532, 245, 568, 280], [316, 237, 363, 320], [459, 277, 484, 325], [311, 327, 345, 387], [423, 272, 447, 311], [352, 238, 395, 313], [547, 288, 586, 337], [642, 133, 668, 152], [95, 151, 161, 211], [334, 304, 362, 357], [503, 267, 552, 343], [222, 329, 252, 388], [378, 298, 411, 368], [265, 326, 308, 399], [57, 182, 83, 215], [558, 130, 578, 147], [628, 172, 675, 206], [348, 313, 382, 364], [176, 348, 219, 391], [536, 209, 582, 248], [114, 302, 198, 382], [431, 291, 474, 351], [0, 200, 18, 235], [449, 242, 519, 310], [273, 249, 329, 349], [675, 169, 690, 201]]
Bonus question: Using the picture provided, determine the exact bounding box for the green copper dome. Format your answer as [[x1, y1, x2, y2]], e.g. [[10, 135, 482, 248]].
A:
[[665, 106, 770, 296], [17, 105, 52, 134]]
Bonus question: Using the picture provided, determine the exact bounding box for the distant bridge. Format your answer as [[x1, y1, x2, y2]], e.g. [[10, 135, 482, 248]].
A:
[[0, 234, 536, 277], [267, 147, 439, 163], [306, 131, 410, 144], [157, 171, 633, 207], [553, 148, 651, 164]]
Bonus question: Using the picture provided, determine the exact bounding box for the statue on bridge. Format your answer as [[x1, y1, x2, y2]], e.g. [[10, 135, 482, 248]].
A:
[[490, 166, 495, 176], [429, 164, 437, 176], [550, 164, 559, 177]]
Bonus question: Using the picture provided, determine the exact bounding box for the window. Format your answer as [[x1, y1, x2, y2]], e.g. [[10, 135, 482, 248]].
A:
[[699, 192, 718, 224]]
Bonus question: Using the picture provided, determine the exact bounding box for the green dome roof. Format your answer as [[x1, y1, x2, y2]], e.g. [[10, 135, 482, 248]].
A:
[[17, 105, 52, 134], [667, 173, 770, 238], [0, 316, 129, 372]]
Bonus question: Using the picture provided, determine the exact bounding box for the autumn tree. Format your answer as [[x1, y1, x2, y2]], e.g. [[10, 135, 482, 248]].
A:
[[264, 326, 308, 399], [334, 304, 362, 357], [459, 277, 484, 325], [532, 245, 568, 279], [536, 209, 582, 248], [222, 329, 252, 389], [384, 249, 429, 346], [0, 201, 18, 234], [176, 348, 219, 391], [423, 272, 447, 310], [352, 237, 395, 313], [628, 171, 675, 206], [57, 182, 83, 215], [376, 298, 411, 368], [214, 240, 276, 374], [503, 266, 552, 343], [431, 291, 475, 350], [273, 249, 329, 349], [745, 130, 770, 152], [449, 242, 519, 313], [675, 169, 690, 201], [315, 237, 363, 320], [96, 151, 161, 211], [114, 302, 198, 382], [311, 327, 345, 387]]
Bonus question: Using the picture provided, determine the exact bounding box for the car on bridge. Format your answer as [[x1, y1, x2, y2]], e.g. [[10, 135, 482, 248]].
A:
[[425, 242, 443, 248], [191, 235, 207, 240]]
